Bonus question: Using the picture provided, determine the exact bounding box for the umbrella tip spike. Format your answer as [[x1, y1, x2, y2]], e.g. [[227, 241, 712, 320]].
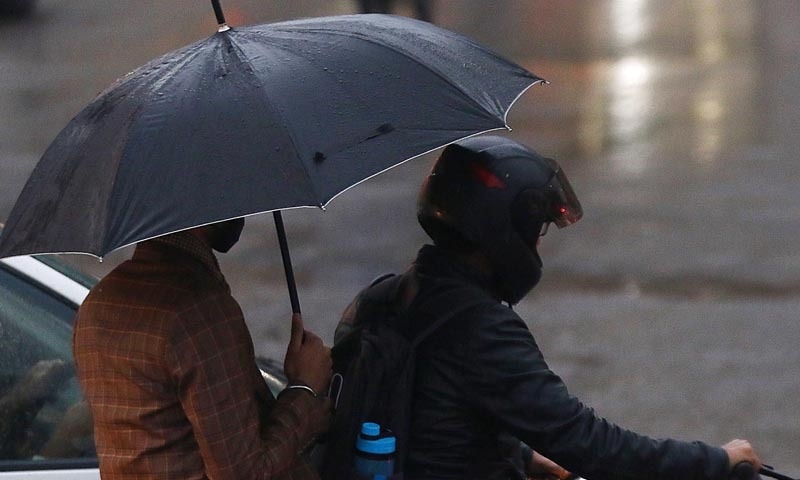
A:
[[320, 204, 327, 211]]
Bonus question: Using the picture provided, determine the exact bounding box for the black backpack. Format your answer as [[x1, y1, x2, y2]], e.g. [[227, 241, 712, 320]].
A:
[[318, 273, 484, 480]]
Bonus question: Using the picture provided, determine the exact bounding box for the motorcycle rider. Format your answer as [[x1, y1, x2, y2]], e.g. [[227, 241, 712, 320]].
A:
[[337, 136, 762, 479]]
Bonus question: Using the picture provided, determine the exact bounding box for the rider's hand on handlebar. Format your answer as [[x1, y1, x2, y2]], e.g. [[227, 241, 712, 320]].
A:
[[723, 439, 762, 473], [526, 450, 572, 480]]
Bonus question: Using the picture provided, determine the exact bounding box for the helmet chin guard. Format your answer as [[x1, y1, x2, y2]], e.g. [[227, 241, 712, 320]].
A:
[[418, 136, 582, 304]]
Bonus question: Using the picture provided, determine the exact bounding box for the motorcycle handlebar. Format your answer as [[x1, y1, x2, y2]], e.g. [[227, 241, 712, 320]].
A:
[[731, 462, 798, 480], [566, 462, 795, 480], [731, 462, 758, 480]]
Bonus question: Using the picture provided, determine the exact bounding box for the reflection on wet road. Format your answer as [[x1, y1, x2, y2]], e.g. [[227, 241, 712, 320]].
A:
[[1, 0, 798, 471]]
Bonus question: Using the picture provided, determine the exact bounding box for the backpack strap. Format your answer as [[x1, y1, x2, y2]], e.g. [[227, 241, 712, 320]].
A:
[[329, 273, 403, 404], [334, 273, 401, 346], [390, 279, 487, 471], [363, 273, 402, 308], [351, 273, 404, 330]]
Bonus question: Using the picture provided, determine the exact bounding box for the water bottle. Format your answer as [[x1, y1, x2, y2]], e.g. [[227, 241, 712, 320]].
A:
[[353, 422, 396, 479]]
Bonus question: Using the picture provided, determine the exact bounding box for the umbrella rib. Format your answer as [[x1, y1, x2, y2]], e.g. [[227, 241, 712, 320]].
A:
[[226, 32, 321, 206], [323, 125, 509, 210], [100, 44, 211, 254], [503, 79, 546, 125], [96, 40, 208, 105], [262, 26, 534, 123], [240, 25, 543, 209]]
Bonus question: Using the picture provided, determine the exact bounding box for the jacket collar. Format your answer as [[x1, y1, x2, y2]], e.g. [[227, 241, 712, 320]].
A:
[[413, 244, 502, 302], [133, 230, 224, 282]]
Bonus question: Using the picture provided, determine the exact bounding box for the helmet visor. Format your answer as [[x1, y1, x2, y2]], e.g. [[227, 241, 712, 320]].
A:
[[543, 159, 583, 228]]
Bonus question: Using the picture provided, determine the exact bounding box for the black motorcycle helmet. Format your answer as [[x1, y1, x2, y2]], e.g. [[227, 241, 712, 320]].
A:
[[417, 136, 582, 304]]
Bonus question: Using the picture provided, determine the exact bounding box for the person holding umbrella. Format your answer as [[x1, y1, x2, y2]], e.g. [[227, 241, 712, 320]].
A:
[[73, 220, 333, 479], [336, 136, 762, 479]]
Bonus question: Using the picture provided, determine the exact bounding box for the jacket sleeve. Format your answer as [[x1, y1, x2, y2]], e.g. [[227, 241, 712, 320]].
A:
[[170, 294, 328, 479], [455, 305, 730, 480]]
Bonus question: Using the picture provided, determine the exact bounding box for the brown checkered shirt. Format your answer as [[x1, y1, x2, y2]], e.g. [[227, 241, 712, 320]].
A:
[[73, 231, 329, 479]]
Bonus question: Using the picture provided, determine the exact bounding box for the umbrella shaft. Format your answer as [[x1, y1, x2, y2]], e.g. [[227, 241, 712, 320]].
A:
[[274, 211, 301, 315], [211, 0, 226, 25]]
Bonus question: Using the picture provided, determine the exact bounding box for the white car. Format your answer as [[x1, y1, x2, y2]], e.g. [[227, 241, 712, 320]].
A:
[[0, 253, 98, 479], [0, 231, 287, 479]]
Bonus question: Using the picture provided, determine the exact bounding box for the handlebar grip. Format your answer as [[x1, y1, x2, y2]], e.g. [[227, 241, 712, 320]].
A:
[[731, 462, 759, 480]]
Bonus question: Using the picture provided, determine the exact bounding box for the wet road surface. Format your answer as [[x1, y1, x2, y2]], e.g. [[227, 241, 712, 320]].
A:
[[2, 0, 799, 471]]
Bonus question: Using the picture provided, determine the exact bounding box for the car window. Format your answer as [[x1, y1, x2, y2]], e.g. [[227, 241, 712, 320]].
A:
[[32, 256, 97, 290], [0, 266, 96, 468]]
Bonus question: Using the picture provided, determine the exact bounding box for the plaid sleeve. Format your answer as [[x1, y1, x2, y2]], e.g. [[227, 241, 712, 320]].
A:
[[265, 389, 331, 452], [170, 292, 326, 479], [266, 390, 332, 479]]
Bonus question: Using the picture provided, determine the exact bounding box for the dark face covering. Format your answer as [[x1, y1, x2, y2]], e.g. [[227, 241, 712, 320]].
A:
[[490, 245, 542, 305], [210, 218, 245, 253]]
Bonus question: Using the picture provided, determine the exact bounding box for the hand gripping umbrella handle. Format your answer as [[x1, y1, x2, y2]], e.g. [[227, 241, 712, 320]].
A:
[[273, 211, 301, 315]]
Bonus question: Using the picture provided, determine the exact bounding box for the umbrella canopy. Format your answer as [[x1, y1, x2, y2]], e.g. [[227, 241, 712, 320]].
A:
[[0, 13, 541, 260], [0, 9, 544, 313]]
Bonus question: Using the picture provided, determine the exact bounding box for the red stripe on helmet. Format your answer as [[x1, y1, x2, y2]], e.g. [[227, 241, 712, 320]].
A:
[[470, 162, 506, 189]]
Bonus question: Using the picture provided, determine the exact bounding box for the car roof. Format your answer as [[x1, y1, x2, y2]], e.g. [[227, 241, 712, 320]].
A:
[[1, 223, 95, 305]]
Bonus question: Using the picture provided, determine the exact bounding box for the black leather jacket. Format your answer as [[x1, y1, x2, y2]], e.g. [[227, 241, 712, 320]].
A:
[[392, 245, 729, 480]]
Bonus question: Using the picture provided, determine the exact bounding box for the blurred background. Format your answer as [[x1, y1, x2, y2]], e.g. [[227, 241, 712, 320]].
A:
[[1, 0, 798, 471]]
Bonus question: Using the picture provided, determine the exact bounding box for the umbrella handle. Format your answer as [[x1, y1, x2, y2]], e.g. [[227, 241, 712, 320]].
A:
[[273, 211, 301, 315]]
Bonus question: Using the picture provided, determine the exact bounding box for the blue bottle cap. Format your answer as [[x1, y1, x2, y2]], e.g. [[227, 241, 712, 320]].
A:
[[361, 422, 381, 437], [356, 423, 396, 455]]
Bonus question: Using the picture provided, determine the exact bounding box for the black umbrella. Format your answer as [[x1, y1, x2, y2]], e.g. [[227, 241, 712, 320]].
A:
[[0, 1, 543, 313]]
